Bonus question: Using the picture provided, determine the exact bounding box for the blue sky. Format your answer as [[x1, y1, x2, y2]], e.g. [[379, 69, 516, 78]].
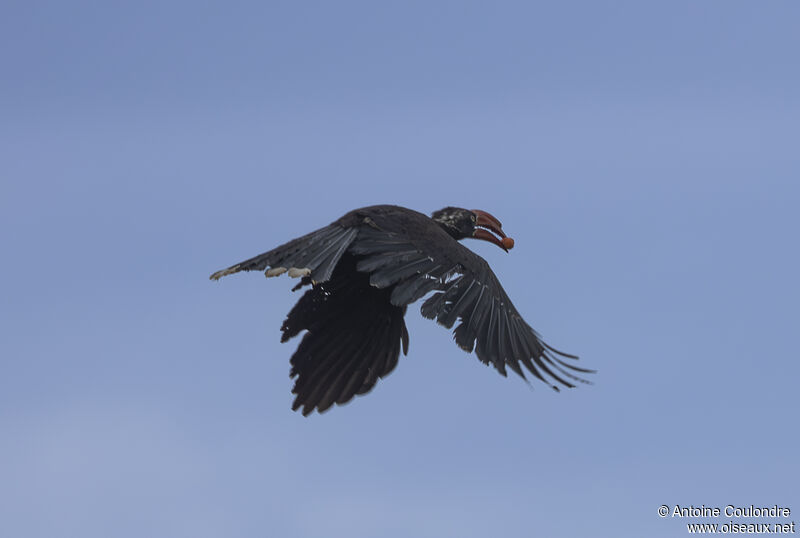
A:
[[2, 2, 798, 537]]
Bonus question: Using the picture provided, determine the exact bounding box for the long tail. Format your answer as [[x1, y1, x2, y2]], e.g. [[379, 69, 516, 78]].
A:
[[281, 254, 409, 416]]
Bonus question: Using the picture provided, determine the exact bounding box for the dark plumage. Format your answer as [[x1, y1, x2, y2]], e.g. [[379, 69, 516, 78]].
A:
[[210, 205, 592, 415]]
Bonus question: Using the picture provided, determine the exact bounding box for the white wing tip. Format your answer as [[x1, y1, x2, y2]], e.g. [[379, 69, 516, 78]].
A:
[[287, 267, 311, 278]]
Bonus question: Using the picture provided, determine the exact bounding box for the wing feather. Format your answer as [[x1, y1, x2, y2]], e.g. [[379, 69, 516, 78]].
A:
[[209, 225, 358, 283], [350, 225, 592, 389]]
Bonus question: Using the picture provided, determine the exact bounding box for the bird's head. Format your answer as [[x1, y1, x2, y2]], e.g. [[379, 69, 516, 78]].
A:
[[431, 207, 515, 252]]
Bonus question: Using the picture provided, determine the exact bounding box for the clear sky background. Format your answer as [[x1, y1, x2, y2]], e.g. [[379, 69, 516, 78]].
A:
[[2, 2, 798, 537]]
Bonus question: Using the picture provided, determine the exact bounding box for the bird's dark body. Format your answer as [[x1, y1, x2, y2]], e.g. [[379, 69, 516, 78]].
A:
[[211, 204, 591, 415]]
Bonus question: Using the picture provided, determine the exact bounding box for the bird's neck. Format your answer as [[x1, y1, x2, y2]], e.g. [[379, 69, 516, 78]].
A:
[[433, 217, 463, 240]]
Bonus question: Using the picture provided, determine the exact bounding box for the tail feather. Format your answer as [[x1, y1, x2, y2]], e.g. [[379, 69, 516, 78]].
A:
[[282, 254, 409, 416]]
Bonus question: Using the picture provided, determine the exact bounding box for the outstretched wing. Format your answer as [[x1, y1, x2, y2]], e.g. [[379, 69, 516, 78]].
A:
[[209, 224, 358, 283], [350, 226, 593, 389]]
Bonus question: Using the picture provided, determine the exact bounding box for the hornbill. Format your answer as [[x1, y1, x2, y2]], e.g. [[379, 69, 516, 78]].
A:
[[210, 205, 592, 415]]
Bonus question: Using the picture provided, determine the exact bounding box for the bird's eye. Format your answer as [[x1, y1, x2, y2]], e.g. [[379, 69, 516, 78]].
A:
[[470, 214, 476, 223]]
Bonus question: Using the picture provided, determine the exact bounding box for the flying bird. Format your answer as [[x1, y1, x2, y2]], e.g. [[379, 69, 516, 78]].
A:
[[210, 205, 591, 415]]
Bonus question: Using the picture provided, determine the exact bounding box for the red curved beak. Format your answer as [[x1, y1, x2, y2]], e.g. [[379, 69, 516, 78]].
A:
[[471, 209, 515, 252]]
